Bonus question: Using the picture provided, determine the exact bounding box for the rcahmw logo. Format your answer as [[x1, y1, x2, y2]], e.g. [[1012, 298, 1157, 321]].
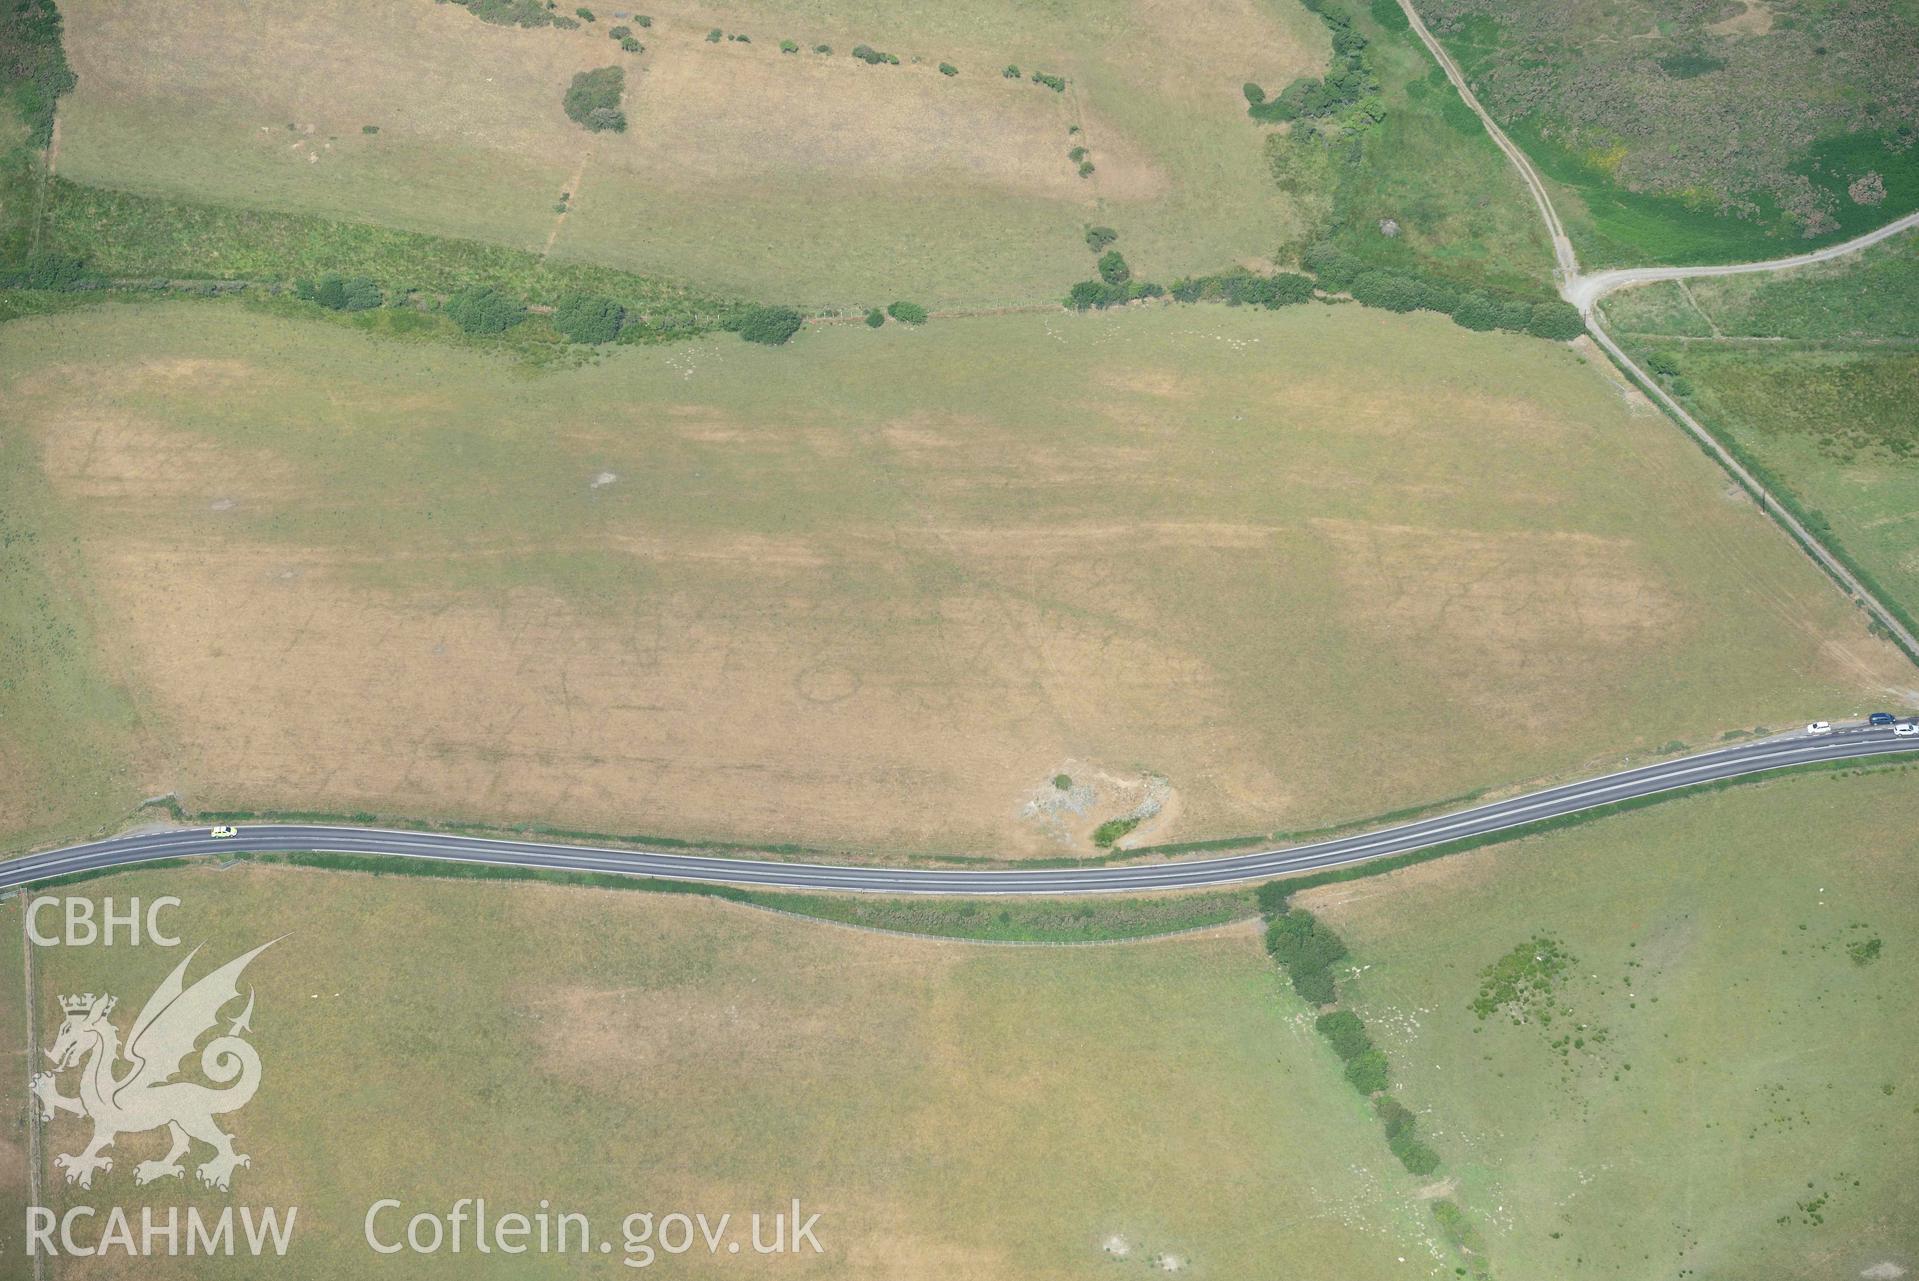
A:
[[34, 940, 277, 1189]]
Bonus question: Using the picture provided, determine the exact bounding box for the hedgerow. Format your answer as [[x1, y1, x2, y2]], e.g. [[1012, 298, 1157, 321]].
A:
[[885, 300, 927, 325]]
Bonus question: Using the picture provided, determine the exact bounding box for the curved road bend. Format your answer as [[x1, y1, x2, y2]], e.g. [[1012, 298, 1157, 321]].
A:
[[6, 727, 1914, 895]]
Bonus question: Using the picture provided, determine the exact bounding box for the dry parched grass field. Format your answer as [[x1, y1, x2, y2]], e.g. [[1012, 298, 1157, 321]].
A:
[[52, 0, 1327, 307], [19, 865, 1442, 1280], [1, 301, 1910, 859]]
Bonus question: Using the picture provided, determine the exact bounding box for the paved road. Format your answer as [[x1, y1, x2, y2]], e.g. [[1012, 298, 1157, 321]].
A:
[[6, 727, 1912, 895]]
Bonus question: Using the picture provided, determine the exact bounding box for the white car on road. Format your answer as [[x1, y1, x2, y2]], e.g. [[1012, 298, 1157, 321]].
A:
[[209, 825, 239, 838], [1805, 721, 1833, 736], [1895, 723, 1919, 738]]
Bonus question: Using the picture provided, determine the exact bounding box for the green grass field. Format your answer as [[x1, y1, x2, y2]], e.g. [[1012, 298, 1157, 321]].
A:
[[18, 864, 1449, 1279], [1602, 230, 1919, 634], [3, 299, 1908, 860], [49, 0, 1329, 309], [1302, 762, 1919, 1279], [1602, 233, 1919, 341]]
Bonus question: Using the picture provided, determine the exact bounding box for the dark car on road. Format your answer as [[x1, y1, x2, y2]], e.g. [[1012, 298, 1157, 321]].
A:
[[1869, 712, 1896, 725]]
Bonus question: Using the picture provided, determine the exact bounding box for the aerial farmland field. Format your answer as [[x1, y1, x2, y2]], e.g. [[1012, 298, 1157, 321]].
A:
[[50, 0, 1328, 308], [4, 0, 1918, 1274], [3, 300, 1907, 859]]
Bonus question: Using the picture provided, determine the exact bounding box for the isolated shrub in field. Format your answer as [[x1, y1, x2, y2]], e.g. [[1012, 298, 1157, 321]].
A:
[[1003, 64, 1021, 78], [1243, 82, 1266, 104], [706, 27, 723, 41], [886, 301, 928, 325], [939, 62, 958, 76], [1078, 160, 1095, 177], [608, 24, 630, 38], [1097, 249, 1130, 286], [634, 14, 651, 25], [1344, 1048, 1389, 1094], [730, 33, 749, 42], [362, 124, 380, 134], [1069, 146, 1088, 162], [445, 285, 526, 335], [1031, 71, 1066, 92], [738, 305, 804, 345], [1084, 226, 1117, 252], [575, 7, 594, 20], [864, 307, 885, 327], [553, 291, 625, 343], [620, 35, 642, 51], [1451, 292, 1502, 331], [1528, 300, 1584, 340], [564, 66, 627, 132], [780, 39, 798, 52], [1314, 1010, 1373, 1060], [814, 43, 832, 53]]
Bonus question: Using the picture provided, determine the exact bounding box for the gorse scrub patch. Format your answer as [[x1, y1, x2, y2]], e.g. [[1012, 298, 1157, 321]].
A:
[[1471, 934, 1574, 1023], [1084, 226, 1118, 252], [885, 300, 927, 325], [563, 66, 627, 133], [552, 291, 624, 344], [444, 285, 527, 335], [299, 275, 382, 312], [450, 0, 571, 31], [736, 305, 804, 345]]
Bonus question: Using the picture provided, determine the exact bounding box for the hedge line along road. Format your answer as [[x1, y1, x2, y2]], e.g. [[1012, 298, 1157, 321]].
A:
[[5, 726, 1914, 895]]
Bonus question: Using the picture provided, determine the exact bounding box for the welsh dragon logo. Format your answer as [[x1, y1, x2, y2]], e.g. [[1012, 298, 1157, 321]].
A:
[[32, 940, 277, 1191]]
